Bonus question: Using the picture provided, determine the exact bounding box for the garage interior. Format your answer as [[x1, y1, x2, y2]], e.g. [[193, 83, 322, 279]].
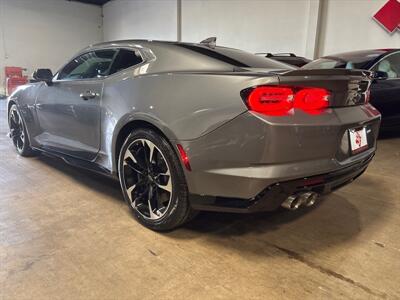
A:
[[1, 0, 400, 299]]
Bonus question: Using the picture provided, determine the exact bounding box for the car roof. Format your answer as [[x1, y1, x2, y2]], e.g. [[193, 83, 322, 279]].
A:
[[328, 48, 396, 56], [83, 39, 238, 52], [322, 49, 398, 62], [319, 49, 399, 69]]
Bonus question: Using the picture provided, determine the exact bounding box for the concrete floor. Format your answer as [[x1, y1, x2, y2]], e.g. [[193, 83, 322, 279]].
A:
[[0, 100, 399, 300]]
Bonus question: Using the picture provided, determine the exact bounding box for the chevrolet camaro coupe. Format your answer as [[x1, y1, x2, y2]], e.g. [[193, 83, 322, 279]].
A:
[[8, 39, 380, 231]]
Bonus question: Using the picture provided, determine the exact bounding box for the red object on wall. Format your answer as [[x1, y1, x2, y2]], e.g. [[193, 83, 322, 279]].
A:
[[4, 66, 28, 96], [373, 0, 400, 33], [5, 67, 23, 78]]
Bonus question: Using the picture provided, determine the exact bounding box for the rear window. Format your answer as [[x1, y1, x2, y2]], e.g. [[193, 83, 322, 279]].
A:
[[177, 44, 293, 69], [303, 53, 382, 70]]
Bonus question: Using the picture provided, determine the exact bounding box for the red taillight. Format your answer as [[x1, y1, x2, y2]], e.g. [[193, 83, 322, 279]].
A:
[[177, 144, 191, 171], [293, 88, 330, 111], [245, 86, 330, 116], [248, 87, 294, 116]]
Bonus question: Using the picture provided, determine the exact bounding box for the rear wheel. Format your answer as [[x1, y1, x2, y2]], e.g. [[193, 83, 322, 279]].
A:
[[8, 104, 36, 157], [118, 128, 195, 231]]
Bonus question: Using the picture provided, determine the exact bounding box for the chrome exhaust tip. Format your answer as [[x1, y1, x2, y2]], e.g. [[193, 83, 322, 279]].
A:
[[303, 192, 318, 207], [281, 194, 302, 211], [281, 192, 319, 210]]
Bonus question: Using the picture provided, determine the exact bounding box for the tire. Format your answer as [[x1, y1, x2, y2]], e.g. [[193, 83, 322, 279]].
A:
[[118, 128, 196, 231], [8, 104, 36, 157]]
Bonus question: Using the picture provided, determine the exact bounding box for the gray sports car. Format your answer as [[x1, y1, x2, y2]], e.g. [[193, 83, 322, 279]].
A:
[[8, 39, 380, 231]]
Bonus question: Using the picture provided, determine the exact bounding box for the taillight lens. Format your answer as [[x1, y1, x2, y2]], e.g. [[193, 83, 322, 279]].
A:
[[248, 87, 294, 116], [293, 87, 330, 111], [245, 86, 331, 116]]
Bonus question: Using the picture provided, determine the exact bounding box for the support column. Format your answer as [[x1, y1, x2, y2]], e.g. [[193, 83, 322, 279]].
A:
[[305, 0, 325, 59], [177, 0, 182, 42]]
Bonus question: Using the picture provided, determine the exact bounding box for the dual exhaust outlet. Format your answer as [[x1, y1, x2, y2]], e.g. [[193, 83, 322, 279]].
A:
[[281, 191, 319, 210]]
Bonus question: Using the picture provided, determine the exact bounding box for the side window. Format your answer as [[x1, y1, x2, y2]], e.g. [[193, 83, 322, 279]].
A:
[[109, 49, 143, 75], [371, 52, 400, 79], [58, 49, 117, 80]]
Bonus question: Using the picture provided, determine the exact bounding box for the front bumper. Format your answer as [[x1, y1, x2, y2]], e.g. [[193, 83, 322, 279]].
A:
[[190, 152, 373, 213]]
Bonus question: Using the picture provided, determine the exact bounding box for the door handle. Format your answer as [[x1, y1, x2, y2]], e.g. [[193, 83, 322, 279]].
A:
[[80, 90, 99, 100]]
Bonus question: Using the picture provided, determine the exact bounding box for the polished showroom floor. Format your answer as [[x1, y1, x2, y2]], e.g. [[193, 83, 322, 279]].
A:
[[0, 99, 399, 299]]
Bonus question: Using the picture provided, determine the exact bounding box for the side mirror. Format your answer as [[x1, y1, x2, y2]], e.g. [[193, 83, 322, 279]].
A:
[[372, 71, 388, 80], [33, 69, 53, 85]]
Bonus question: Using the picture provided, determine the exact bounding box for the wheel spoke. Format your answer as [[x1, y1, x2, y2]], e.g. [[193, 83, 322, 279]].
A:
[[9, 110, 19, 129], [126, 184, 137, 203], [12, 110, 19, 124], [125, 160, 145, 175], [9, 117, 17, 128], [158, 169, 170, 177], [16, 137, 23, 150], [145, 140, 156, 164], [155, 176, 172, 193], [124, 148, 146, 175], [147, 186, 159, 219], [140, 139, 150, 168], [134, 142, 150, 171], [10, 129, 21, 139], [124, 149, 137, 163]]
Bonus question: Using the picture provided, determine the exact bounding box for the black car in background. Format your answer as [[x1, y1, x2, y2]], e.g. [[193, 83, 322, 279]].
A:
[[255, 53, 311, 67], [303, 49, 400, 132]]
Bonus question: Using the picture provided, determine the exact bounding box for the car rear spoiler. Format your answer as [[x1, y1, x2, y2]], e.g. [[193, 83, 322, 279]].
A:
[[278, 68, 373, 78]]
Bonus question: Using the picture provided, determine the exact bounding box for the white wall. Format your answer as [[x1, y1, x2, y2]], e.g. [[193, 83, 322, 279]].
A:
[[0, 0, 102, 94], [103, 0, 316, 56], [103, 0, 400, 60], [318, 0, 400, 56], [103, 0, 177, 41], [181, 0, 313, 55]]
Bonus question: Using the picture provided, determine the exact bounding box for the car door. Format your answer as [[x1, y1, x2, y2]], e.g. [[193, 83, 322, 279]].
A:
[[370, 51, 400, 130], [35, 49, 117, 160]]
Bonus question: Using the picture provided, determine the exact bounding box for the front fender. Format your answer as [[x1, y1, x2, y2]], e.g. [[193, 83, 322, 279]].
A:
[[7, 84, 42, 143]]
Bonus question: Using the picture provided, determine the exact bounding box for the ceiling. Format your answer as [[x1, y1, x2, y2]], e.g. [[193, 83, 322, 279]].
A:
[[69, 0, 111, 6]]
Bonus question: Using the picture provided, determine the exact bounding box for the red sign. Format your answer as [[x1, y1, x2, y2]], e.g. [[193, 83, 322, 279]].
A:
[[373, 0, 400, 33]]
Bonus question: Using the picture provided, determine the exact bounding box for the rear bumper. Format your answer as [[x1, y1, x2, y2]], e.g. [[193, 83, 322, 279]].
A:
[[190, 152, 373, 213], [182, 104, 380, 199]]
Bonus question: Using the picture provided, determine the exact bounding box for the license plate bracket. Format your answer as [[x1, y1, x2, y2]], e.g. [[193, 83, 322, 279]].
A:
[[349, 127, 368, 154]]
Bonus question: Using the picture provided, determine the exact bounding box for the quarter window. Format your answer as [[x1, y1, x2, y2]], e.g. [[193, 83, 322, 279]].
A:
[[109, 49, 143, 75], [371, 52, 400, 79], [58, 49, 117, 80]]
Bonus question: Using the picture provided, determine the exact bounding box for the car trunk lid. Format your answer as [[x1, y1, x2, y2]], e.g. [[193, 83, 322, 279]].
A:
[[276, 68, 372, 107]]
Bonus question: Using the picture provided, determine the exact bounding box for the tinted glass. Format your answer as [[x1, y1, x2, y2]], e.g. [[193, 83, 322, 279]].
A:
[[109, 49, 143, 75], [371, 52, 400, 78], [177, 44, 294, 69], [59, 49, 116, 80], [303, 52, 382, 70]]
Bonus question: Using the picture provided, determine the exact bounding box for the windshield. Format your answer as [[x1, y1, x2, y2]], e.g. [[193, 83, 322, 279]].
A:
[[303, 52, 382, 70]]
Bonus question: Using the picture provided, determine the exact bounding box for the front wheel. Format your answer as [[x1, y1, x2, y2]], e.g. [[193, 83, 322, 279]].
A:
[[118, 128, 195, 231], [8, 104, 36, 157]]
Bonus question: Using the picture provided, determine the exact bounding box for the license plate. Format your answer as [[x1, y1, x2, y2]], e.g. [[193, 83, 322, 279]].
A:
[[349, 127, 368, 154]]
